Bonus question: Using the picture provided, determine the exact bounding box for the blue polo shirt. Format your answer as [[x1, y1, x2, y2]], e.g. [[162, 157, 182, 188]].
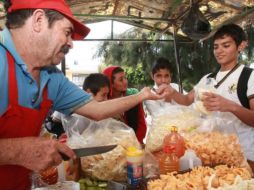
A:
[[0, 28, 92, 116]]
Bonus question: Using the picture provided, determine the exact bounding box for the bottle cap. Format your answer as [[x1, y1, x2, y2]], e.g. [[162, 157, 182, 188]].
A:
[[126, 146, 143, 157], [170, 126, 178, 132]]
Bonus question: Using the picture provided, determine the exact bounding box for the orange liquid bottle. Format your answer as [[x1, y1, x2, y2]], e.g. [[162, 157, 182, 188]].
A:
[[163, 126, 185, 158], [159, 145, 179, 174]]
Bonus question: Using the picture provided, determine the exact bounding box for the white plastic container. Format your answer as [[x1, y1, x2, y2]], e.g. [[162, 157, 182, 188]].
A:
[[179, 149, 202, 171], [32, 181, 79, 190]]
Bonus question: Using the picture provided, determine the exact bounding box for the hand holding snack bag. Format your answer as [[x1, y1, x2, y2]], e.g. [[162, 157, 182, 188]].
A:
[[194, 78, 216, 115]]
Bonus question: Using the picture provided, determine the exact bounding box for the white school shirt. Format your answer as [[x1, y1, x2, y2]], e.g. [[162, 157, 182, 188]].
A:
[[196, 64, 254, 161]]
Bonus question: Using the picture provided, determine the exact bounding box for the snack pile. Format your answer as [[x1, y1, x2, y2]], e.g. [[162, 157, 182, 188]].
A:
[[79, 119, 141, 181], [81, 145, 127, 181], [148, 165, 253, 190], [185, 132, 245, 167]]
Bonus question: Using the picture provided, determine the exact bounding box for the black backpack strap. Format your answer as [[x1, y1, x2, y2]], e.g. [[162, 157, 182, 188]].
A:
[[207, 67, 220, 79], [237, 66, 253, 109]]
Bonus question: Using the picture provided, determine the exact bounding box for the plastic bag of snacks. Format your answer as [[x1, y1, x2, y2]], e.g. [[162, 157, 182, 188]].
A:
[[145, 104, 251, 173], [145, 105, 202, 153], [193, 77, 217, 116], [62, 116, 141, 181], [184, 112, 250, 170], [185, 131, 244, 167]]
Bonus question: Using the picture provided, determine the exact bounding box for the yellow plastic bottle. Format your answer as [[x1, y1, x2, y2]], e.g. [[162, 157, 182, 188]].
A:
[[126, 147, 143, 187]]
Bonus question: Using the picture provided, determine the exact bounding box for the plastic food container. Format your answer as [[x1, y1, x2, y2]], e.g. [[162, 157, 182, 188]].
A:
[[126, 146, 143, 186], [33, 181, 80, 190], [179, 149, 202, 171]]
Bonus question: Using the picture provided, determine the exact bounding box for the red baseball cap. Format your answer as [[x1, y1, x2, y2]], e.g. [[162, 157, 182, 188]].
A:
[[7, 0, 90, 40]]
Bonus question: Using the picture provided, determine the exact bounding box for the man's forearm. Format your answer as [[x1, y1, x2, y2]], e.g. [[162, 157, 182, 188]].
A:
[[75, 93, 143, 120], [0, 138, 22, 165]]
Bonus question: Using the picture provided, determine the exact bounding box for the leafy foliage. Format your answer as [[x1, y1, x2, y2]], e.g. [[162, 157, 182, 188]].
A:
[[244, 24, 254, 64], [96, 25, 254, 91]]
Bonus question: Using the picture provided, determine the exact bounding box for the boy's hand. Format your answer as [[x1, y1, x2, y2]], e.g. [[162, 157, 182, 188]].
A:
[[156, 84, 176, 101], [202, 92, 237, 112], [139, 87, 164, 101]]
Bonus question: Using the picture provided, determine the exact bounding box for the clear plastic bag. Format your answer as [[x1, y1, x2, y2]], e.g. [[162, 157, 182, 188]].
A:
[[143, 149, 160, 179], [184, 111, 251, 171], [61, 114, 92, 148], [62, 116, 141, 181], [145, 103, 252, 173], [145, 105, 202, 153], [193, 77, 217, 116]]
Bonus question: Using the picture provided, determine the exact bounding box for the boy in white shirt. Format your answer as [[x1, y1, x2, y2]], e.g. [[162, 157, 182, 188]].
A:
[[145, 57, 186, 117], [165, 24, 254, 171]]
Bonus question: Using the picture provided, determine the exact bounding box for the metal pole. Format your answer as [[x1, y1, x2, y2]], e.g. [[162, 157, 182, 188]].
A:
[[172, 25, 183, 93], [80, 38, 192, 43], [74, 14, 175, 23], [111, 20, 114, 40]]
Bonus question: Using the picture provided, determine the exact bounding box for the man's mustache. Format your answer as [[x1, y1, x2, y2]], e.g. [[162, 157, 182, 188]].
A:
[[60, 45, 70, 54]]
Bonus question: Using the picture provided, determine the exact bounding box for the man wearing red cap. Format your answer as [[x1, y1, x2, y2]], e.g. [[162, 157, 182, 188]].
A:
[[0, 0, 168, 189]]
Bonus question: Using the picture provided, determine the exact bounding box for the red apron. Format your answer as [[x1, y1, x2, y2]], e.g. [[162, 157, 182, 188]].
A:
[[0, 51, 52, 190]]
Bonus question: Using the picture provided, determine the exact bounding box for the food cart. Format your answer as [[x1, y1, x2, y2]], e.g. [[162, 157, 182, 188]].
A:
[[1, 0, 254, 189]]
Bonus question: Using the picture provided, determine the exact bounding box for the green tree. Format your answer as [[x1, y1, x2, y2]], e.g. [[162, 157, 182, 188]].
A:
[[96, 24, 254, 91]]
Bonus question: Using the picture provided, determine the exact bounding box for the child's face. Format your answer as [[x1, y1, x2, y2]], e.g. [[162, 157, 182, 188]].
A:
[[93, 86, 109, 102], [112, 71, 128, 93], [152, 68, 172, 86], [213, 35, 240, 67]]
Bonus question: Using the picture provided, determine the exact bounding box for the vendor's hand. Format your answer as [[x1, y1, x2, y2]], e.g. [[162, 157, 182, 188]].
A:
[[156, 84, 175, 102], [58, 133, 67, 143], [139, 86, 169, 100], [202, 92, 237, 112], [17, 137, 76, 172]]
